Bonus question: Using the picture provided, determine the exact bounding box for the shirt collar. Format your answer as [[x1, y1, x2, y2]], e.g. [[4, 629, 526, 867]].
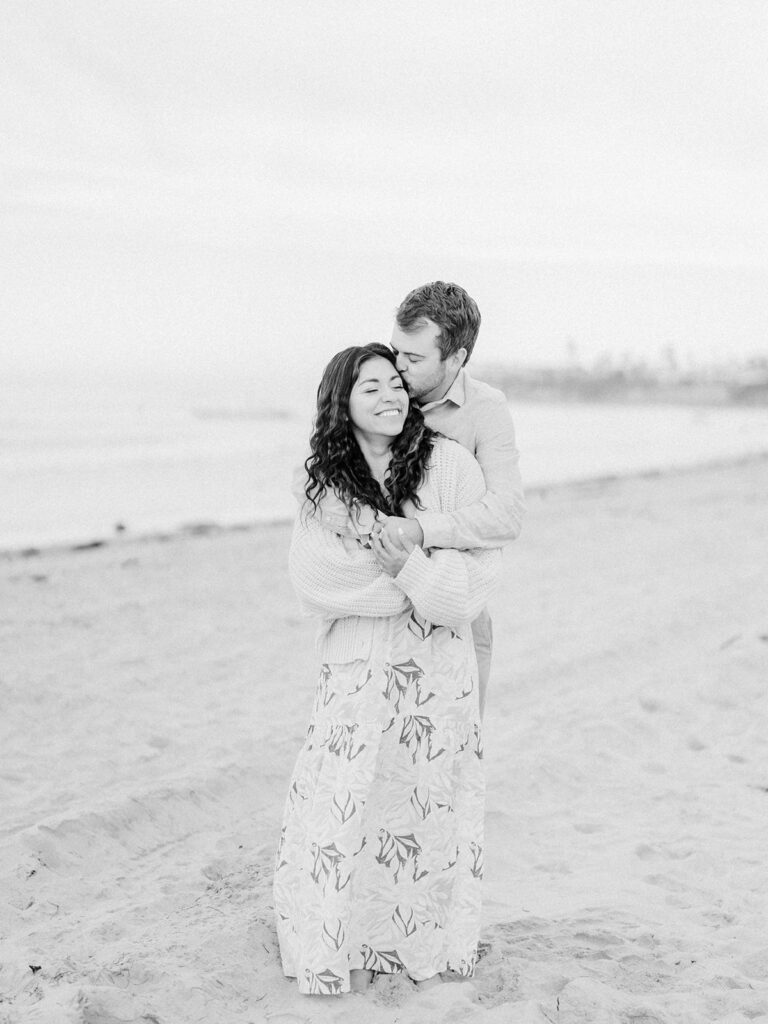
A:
[[419, 367, 468, 411]]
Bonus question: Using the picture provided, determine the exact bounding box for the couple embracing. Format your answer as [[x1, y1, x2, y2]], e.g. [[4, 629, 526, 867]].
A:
[[273, 281, 525, 995]]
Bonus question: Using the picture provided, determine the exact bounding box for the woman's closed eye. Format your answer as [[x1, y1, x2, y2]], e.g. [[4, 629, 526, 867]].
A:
[[362, 382, 404, 394]]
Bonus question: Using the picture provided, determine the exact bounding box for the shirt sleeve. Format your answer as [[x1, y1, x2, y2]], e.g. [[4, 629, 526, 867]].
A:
[[415, 393, 525, 549], [288, 510, 411, 620], [392, 442, 501, 626]]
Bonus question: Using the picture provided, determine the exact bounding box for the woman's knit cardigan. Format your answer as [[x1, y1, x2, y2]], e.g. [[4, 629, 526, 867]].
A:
[[289, 437, 501, 663]]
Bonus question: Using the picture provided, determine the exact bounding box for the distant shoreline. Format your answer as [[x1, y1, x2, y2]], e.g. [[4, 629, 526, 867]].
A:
[[5, 449, 767, 562], [473, 365, 768, 407], [501, 386, 768, 407]]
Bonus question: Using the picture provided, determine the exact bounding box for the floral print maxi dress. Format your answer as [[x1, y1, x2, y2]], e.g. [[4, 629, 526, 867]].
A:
[[274, 440, 496, 995]]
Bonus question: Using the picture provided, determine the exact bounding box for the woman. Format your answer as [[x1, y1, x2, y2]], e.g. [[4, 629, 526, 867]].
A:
[[274, 344, 500, 995]]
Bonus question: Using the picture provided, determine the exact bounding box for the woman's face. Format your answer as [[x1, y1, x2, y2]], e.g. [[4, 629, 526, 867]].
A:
[[347, 356, 409, 444]]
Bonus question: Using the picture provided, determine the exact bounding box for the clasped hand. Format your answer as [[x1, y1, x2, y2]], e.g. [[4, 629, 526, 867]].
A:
[[371, 516, 423, 577]]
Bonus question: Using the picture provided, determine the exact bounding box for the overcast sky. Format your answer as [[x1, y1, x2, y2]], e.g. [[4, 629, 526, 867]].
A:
[[3, 0, 767, 400]]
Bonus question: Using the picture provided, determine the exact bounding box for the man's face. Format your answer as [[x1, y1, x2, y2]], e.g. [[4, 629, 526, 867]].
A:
[[390, 319, 464, 404]]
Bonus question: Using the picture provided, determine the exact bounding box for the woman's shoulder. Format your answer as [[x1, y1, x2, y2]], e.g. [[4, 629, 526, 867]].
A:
[[429, 434, 481, 474], [425, 434, 484, 498]]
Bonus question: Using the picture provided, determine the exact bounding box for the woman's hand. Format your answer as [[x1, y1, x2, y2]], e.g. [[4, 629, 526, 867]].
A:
[[371, 525, 416, 577], [375, 515, 424, 549]]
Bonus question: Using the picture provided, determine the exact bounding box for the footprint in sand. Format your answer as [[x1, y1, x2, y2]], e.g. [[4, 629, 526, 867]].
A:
[[572, 822, 605, 834], [635, 843, 693, 862], [201, 859, 228, 881], [371, 971, 416, 1006], [247, 919, 280, 968], [534, 860, 573, 874], [638, 696, 665, 713], [635, 843, 659, 861], [471, 960, 521, 1009], [642, 873, 689, 894], [572, 929, 623, 947], [738, 948, 768, 981], [265, 1015, 312, 1024]]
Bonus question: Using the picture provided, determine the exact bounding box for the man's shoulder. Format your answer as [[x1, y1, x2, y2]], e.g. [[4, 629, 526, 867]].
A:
[[462, 373, 516, 434], [462, 372, 518, 448], [463, 371, 509, 409]]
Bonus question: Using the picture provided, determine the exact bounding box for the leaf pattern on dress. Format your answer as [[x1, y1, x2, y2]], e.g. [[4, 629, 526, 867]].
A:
[[310, 841, 350, 893], [322, 722, 367, 761], [456, 678, 474, 701], [274, 584, 485, 994], [473, 723, 484, 760], [322, 919, 346, 952], [376, 829, 423, 882], [331, 790, 356, 824], [275, 825, 288, 870], [383, 659, 424, 713], [392, 904, 417, 937], [410, 785, 432, 820], [288, 779, 308, 809], [399, 715, 446, 764], [304, 968, 344, 995], [315, 664, 335, 708], [441, 844, 459, 871], [361, 945, 405, 973], [414, 684, 436, 708], [347, 667, 373, 695], [407, 610, 435, 641]]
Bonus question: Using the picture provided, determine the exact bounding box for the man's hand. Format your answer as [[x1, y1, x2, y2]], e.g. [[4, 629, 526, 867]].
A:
[[372, 526, 416, 577], [374, 516, 424, 549]]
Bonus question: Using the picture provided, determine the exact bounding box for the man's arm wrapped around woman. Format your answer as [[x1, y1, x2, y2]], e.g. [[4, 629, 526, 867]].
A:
[[289, 438, 501, 628], [392, 439, 501, 628]]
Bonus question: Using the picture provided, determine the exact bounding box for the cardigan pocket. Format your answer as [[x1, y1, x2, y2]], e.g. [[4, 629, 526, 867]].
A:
[[317, 617, 375, 664]]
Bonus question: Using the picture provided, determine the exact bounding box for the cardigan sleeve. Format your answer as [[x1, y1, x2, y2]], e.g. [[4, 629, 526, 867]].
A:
[[288, 509, 411, 620], [392, 545, 500, 628], [392, 440, 501, 627]]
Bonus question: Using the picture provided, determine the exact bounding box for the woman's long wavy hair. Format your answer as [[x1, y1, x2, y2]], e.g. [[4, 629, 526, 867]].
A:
[[303, 344, 435, 517]]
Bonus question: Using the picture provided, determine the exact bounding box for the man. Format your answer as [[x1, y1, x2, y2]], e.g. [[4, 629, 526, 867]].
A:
[[372, 281, 525, 715]]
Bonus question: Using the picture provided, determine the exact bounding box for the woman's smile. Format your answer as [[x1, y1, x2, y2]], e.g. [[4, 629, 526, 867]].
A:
[[347, 355, 410, 442]]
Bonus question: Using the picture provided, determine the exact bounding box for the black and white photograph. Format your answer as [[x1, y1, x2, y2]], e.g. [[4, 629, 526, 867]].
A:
[[2, 2, 768, 1021]]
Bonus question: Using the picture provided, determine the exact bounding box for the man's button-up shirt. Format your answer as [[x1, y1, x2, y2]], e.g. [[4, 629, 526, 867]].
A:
[[415, 368, 525, 550]]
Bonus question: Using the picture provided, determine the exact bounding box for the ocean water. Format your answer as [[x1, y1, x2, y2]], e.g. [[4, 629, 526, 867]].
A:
[[2, 380, 767, 551]]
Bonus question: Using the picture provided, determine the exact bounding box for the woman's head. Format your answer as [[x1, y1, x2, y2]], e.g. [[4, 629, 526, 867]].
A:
[[316, 344, 408, 445], [304, 343, 435, 517]]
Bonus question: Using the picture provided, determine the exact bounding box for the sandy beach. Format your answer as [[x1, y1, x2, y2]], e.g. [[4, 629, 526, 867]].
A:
[[2, 457, 767, 1024]]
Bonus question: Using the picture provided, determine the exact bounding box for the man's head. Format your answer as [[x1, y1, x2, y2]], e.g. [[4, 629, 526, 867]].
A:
[[390, 281, 481, 404]]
